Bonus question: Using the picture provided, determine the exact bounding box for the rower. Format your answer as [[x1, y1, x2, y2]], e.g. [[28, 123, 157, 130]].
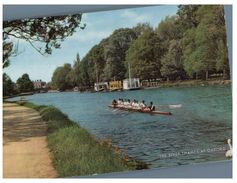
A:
[[112, 99, 118, 106], [139, 100, 146, 109], [131, 99, 136, 107], [123, 99, 126, 108], [135, 100, 141, 110], [117, 99, 122, 106], [127, 99, 132, 109], [120, 99, 124, 106], [149, 102, 155, 111]]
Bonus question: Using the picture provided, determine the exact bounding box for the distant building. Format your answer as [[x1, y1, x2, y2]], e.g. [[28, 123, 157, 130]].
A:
[[123, 78, 141, 90], [94, 82, 108, 92], [33, 80, 46, 89], [109, 80, 122, 91]]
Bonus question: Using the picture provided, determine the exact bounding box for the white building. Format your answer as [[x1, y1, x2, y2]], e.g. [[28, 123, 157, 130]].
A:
[[123, 78, 141, 90], [33, 80, 46, 89]]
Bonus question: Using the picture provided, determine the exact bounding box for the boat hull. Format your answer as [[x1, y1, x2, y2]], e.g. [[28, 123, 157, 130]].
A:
[[108, 105, 172, 115]]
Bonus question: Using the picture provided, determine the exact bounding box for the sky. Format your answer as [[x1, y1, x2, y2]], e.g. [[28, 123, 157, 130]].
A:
[[4, 5, 178, 82]]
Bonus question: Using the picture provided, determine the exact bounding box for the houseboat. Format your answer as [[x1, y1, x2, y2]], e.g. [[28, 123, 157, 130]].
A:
[[123, 78, 141, 90], [94, 82, 108, 92], [109, 80, 123, 91]]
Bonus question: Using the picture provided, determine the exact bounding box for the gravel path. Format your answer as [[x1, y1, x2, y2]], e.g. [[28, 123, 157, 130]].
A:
[[3, 103, 57, 178]]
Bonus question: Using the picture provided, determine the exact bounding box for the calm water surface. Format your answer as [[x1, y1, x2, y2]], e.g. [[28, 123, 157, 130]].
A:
[[9, 85, 232, 168]]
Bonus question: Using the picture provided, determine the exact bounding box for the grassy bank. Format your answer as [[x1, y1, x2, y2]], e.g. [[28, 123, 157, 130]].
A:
[[3, 92, 34, 100], [17, 102, 147, 177], [157, 79, 231, 88]]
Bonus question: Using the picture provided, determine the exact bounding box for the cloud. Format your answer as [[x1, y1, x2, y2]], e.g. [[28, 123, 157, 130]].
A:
[[69, 29, 112, 42], [121, 9, 152, 24]]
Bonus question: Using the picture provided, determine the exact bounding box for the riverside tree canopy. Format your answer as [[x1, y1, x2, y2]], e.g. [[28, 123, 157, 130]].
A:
[[51, 5, 230, 91], [3, 14, 85, 68]]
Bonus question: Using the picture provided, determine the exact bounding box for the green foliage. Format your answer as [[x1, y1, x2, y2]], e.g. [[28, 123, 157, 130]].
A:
[[103, 28, 138, 81], [177, 5, 201, 29], [161, 40, 186, 80], [216, 39, 229, 78], [3, 73, 18, 96], [22, 102, 47, 111], [181, 5, 229, 79], [81, 43, 107, 86], [133, 23, 153, 37], [16, 73, 34, 93], [156, 16, 182, 49], [51, 63, 74, 91], [3, 14, 85, 68], [72, 53, 82, 86], [51, 5, 230, 88], [125, 30, 162, 80], [3, 42, 14, 68]]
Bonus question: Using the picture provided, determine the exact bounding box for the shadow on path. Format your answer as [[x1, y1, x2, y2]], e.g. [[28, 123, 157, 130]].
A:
[[3, 103, 47, 145]]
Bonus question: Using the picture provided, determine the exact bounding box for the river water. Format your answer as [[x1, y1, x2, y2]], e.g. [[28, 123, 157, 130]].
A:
[[8, 85, 232, 168]]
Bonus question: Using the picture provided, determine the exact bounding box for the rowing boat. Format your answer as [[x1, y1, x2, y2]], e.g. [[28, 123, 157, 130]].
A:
[[108, 105, 172, 115]]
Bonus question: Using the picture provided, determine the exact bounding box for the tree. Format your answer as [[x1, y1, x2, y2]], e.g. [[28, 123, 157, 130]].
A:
[[161, 40, 186, 80], [73, 53, 81, 86], [125, 30, 162, 80], [182, 5, 229, 80], [133, 23, 153, 37], [3, 14, 85, 68], [3, 42, 14, 68], [156, 16, 182, 50], [3, 73, 17, 96], [176, 5, 201, 30], [156, 16, 185, 80], [216, 39, 229, 79], [197, 5, 229, 79], [16, 73, 34, 93], [103, 28, 137, 81], [84, 44, 107, 83], [51, 64, 73, 91]]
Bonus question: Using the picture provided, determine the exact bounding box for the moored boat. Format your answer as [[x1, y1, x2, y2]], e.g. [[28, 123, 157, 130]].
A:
[[108, 105, 172, 115]]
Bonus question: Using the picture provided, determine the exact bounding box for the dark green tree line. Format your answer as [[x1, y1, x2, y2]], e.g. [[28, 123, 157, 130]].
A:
[[3, 73, 17, 96], [16, 73, 34, 93], [51, 5, 230, 90]]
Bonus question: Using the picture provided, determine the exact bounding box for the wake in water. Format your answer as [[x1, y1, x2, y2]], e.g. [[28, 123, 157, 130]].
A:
[[168, 104, 182, 109], [159, 104, 183, 109]]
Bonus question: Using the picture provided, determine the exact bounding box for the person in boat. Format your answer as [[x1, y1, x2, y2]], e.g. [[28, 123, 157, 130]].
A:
[[123, 99, 127, 107], [133, 100, 141, 110], [124, 99, 129, 108], [117, 98, 122, 106], [148, 102, 155, 111], [112, 99, 118, 106], [127, 99, 132, 109], [131, 99, 136, 108], [139, 100, 147, 109]]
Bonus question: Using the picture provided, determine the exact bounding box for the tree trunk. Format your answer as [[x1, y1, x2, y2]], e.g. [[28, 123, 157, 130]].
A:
[[196, 72, 198, 80], [223, 69, 226, 80], [205, 70, 208, 80]]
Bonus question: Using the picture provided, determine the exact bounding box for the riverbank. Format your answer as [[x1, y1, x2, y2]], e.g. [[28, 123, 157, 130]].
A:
[[3, 92, 34, 100], [157, 79, 231, 88], [15, 102, 148, 177], [3, 103, 57, 178]]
